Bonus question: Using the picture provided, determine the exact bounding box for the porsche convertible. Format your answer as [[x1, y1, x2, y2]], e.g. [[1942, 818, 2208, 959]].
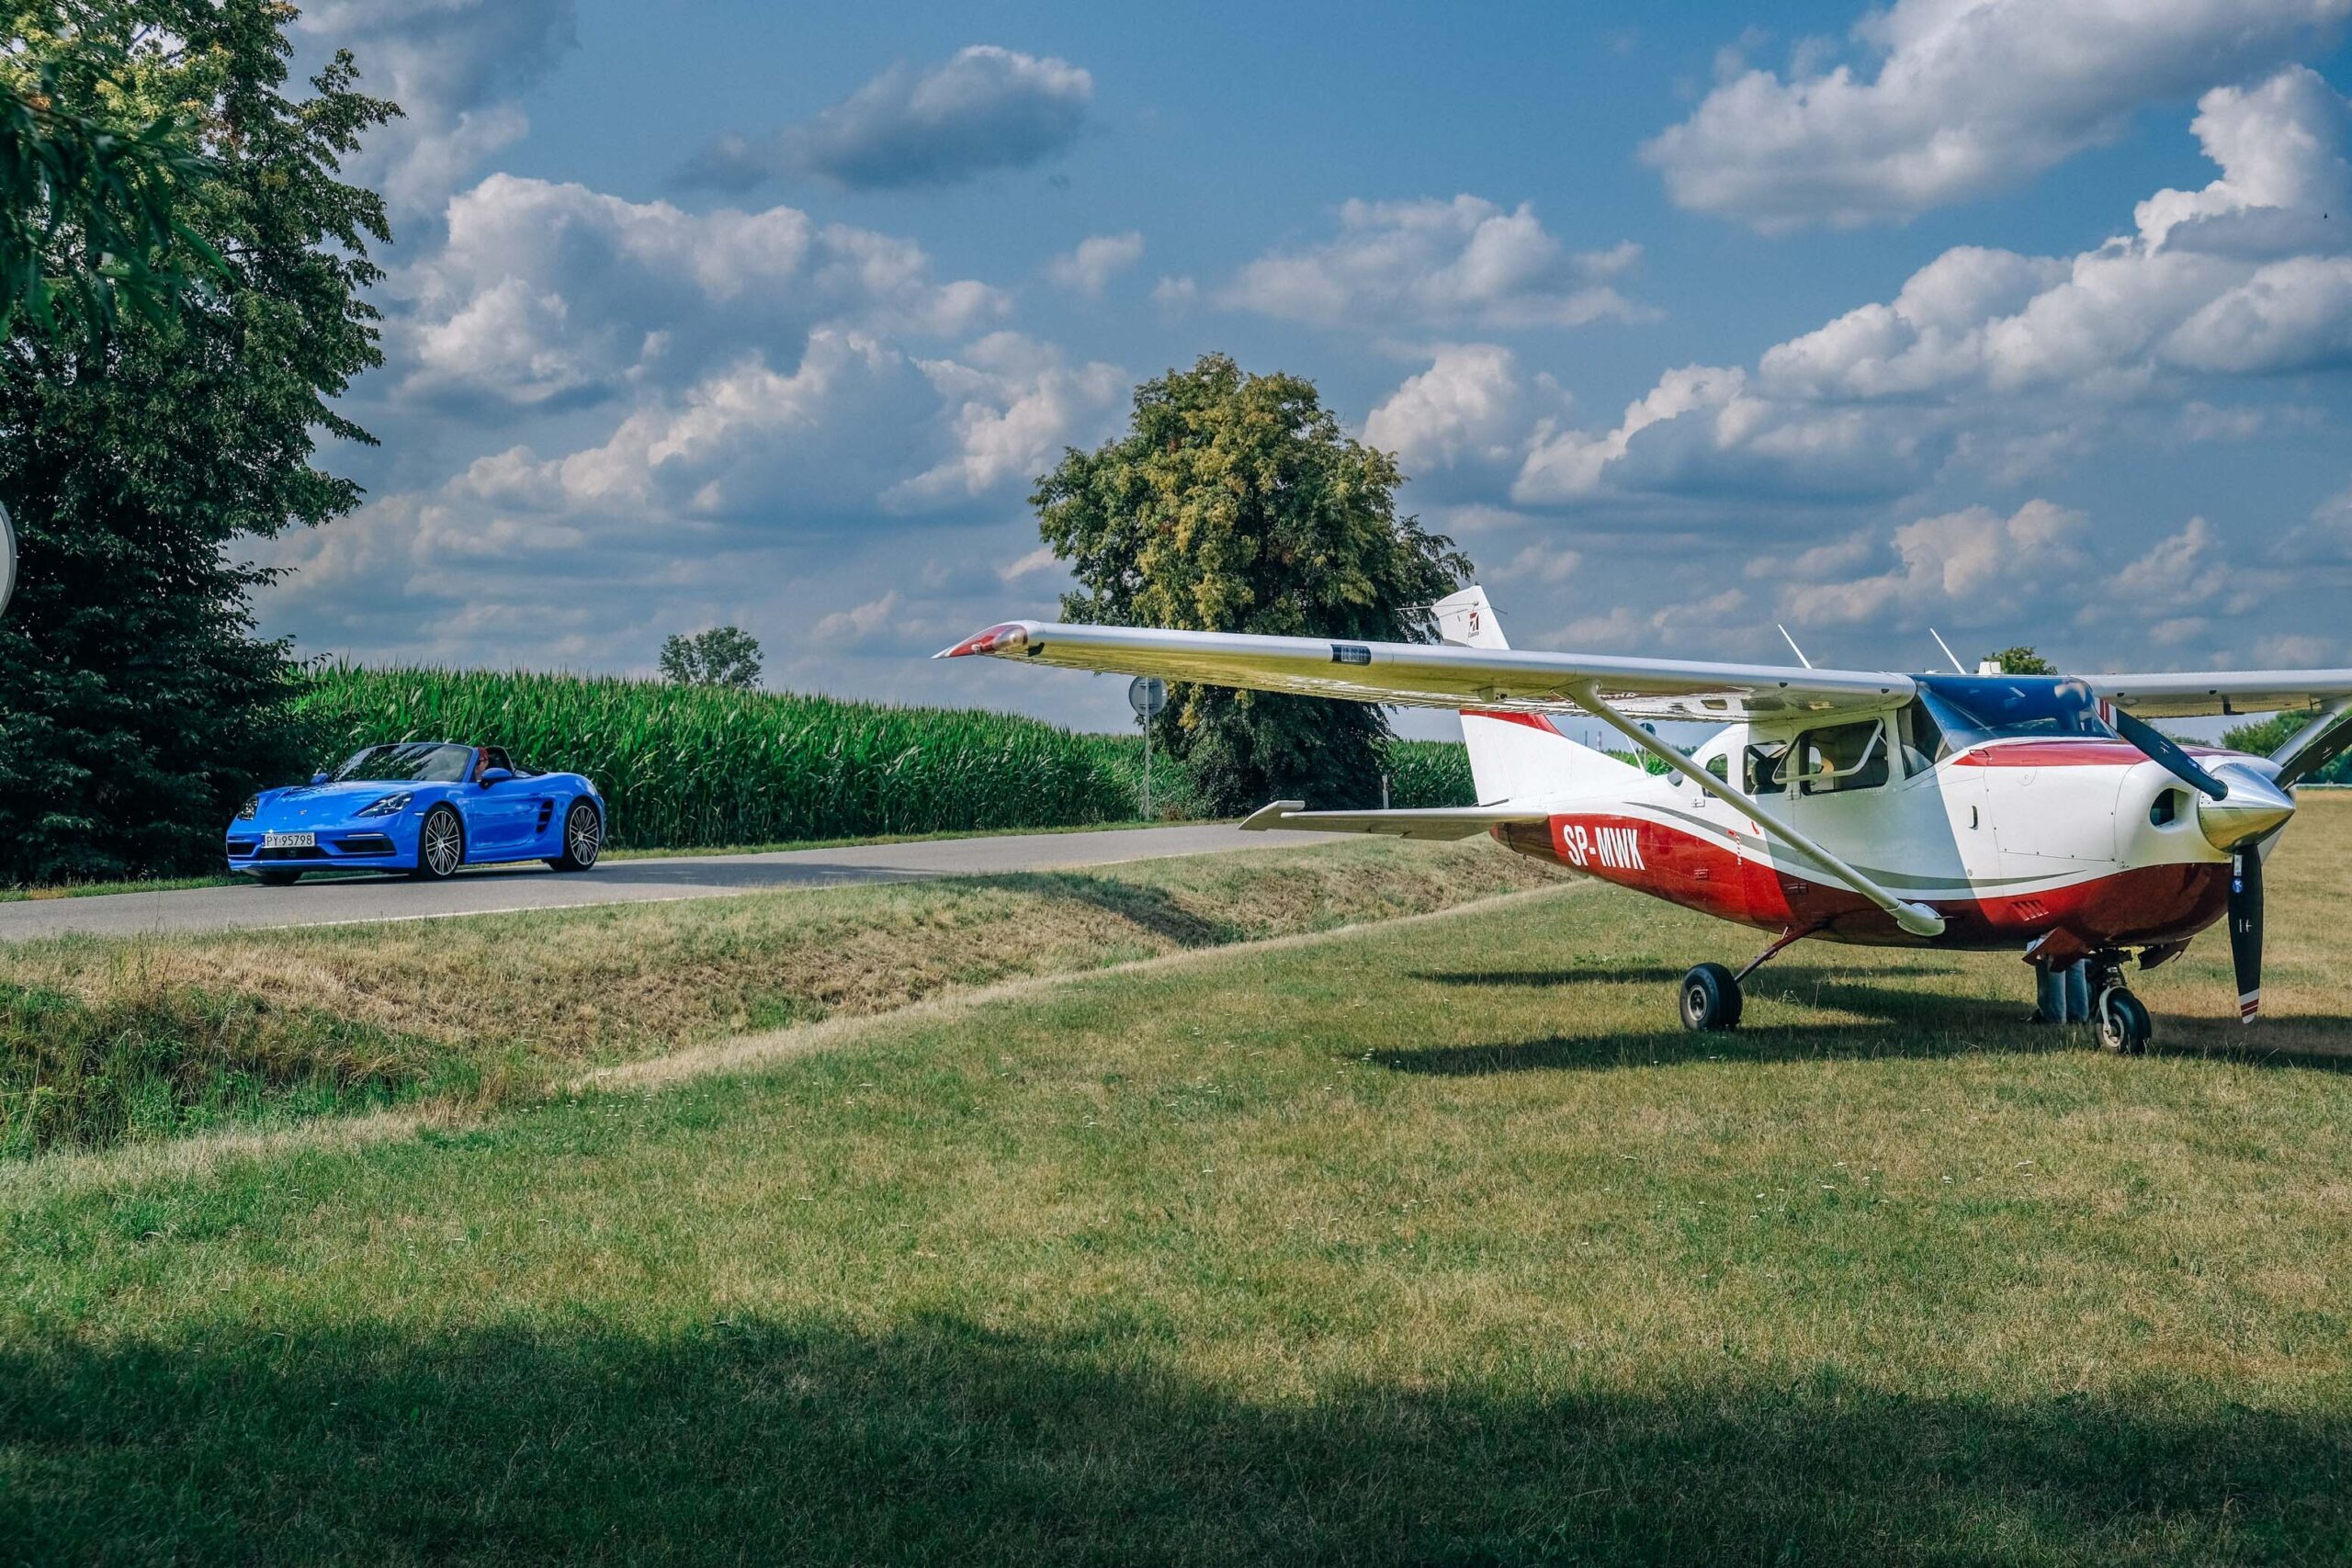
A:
[[226, 741, 607, 885]]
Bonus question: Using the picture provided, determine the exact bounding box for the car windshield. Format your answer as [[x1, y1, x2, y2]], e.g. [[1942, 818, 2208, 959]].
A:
[[331, 742, 472, 784], [1917, 675, 2115, 749]]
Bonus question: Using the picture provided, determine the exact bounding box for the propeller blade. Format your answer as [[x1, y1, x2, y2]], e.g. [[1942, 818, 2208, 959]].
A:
[[2229, 847, 2264, 1024], [2112, 707, 2228, 801]]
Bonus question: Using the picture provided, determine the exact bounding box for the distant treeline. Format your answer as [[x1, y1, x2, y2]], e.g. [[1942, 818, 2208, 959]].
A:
[[298, 666, 1476, 850]]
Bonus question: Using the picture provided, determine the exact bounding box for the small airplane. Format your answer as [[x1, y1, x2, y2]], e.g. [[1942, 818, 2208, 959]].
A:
[[942, 586, 2352, 1054]]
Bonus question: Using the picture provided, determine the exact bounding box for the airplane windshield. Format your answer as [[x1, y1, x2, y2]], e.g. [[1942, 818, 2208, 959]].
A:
[[1916, 675, 2114, 750]]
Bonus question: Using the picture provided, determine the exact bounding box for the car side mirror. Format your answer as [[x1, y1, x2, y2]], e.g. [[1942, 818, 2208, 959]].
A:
[[479, 767, 515, 787], [310, 772, 328, 786]]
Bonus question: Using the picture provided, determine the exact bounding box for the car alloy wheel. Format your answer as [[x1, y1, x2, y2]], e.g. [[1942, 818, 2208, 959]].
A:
[[418, 806, 464, 879], [552, 801, 602, 872]]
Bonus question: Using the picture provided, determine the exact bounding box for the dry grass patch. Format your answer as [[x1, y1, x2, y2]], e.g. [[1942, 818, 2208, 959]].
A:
[[0, 839, 1558, 1155]]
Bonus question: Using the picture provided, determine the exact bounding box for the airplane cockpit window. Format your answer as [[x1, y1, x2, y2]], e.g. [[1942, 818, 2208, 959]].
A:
[[1794, 718, 1890, 795], [1917, 675, 2115, 750], [1747, 741, 1790, 795]]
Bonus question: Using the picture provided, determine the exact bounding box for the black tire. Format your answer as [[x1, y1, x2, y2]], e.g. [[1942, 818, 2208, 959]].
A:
[[2098, 987, 2153, 1055], [254, 868, 301, 886], [413, 804, 465, 881], [547, 799, 603, 872], [1679, 963, 1744, 1032]]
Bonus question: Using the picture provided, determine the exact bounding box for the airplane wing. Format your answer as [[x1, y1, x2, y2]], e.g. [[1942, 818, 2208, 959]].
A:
[[941, 616, 1945, 937], [937, 621, 1912, 722], [2089, 671, 2352, 719], [1237, 799, 1548, 841]]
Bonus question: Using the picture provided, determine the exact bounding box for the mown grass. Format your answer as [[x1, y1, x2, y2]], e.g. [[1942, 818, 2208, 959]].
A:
[[299, 663, 1475, 848], [0, 839, 1555, 1157], [2, 802, 2348, 1562]]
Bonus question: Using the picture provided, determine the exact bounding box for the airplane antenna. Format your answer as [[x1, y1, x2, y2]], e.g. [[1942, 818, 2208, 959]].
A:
[[1928, 628, 1968, 675], [1776, 624, 1814, 670]]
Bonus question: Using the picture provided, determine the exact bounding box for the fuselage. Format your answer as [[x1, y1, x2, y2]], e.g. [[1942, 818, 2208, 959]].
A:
[[1492, 725, 2255, 956]]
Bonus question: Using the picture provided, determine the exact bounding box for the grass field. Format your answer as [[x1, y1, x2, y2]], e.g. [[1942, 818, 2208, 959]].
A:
[[4, 799, 2349, 1562]]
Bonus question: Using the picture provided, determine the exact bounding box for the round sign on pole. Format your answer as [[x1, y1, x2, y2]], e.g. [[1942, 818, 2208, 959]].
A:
[[1128, 676, 1167, 822], [0, 500, 14, 619]]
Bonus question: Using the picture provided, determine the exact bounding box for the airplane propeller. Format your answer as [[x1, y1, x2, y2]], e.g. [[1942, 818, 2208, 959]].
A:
[[2229, 847, 2264, 1023], [2108, 705, 2295, 1022]]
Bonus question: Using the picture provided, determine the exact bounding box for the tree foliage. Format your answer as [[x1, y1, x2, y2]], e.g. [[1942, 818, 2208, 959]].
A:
[[0, 4, 225, 341], [2221, 709, 2352, 784], [0, 1, 397, 882], [1034, 354, 1471, 813], [1985, 647, 2058, 675], [659, 626, 764, 691]]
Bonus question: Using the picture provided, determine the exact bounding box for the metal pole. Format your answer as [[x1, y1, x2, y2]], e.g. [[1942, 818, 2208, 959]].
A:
[[1142, 715, 1151, 821]]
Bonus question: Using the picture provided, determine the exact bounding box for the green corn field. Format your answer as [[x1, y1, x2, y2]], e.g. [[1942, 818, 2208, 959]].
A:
[[298, 666, 1474, 850]]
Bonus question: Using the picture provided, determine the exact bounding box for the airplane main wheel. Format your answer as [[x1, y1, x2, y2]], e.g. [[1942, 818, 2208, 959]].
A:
[[1679, 963, 1744, 1032], [2098, 987, 2153, 1055]]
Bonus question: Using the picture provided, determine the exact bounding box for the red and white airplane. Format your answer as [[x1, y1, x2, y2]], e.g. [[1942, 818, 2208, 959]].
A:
[[943, 586, 2352, 1053]]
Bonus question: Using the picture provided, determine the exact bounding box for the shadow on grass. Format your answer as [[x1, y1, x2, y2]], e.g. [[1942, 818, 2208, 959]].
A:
[[1380, 963, 2352, 1077], [1411, 964, 1967, 988], [2, 1315, 2342, 1564]]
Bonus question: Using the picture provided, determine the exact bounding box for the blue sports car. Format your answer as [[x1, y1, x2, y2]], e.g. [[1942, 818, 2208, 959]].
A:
[[227, 741, 607, 886]]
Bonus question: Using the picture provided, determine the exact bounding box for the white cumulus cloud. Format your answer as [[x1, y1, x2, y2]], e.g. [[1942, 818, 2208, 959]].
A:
[[1779, 500, 2094, 628], [1644, 0, 2352, 230], [401, 175, 1008, 407], [296, 0, 579, 220], [680, 45, 1094, 191], [1220, 197, 1652, 331], [1363, 344, 1523, 472], [1520, 68, 2352, 508], [1046, 231, 1145, 297]]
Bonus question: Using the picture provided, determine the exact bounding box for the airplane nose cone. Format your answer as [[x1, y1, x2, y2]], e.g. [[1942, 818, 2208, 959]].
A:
[[2197, 765, 2296, 852]]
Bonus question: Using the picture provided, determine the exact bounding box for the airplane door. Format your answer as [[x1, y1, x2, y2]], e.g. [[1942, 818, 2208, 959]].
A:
[[1782, 716, 1896, 865]]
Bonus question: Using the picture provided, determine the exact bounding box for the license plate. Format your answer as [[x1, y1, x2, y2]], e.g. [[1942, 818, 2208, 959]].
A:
[[262, 831, 315, 849]]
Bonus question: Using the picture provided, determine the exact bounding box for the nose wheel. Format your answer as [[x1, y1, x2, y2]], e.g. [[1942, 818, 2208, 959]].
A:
[[1679, 963, 1745, 1032], [2096, 981, 2153, 1055]]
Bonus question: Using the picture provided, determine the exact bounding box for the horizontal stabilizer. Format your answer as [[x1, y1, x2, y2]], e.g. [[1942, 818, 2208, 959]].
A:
[[1238, 798, 1546, 842]]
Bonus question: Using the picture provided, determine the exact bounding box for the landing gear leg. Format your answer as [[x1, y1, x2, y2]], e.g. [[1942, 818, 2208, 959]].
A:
[[2093, 957, 2153, 1055], [1679, 963, 1744, 1032]]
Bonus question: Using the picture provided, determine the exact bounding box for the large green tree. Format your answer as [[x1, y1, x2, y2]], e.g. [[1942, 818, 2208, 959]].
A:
[[1034, 354, 1470, 814], [1, 3, 222, 341], [659, 626, 764, 691], [0, 1, 395, 881]]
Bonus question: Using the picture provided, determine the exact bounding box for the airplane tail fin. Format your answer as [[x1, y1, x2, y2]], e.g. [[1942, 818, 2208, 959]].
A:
[[1431, 585, 1639, 805]]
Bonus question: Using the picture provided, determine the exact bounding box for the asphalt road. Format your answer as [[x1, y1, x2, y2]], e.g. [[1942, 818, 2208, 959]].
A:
[[0, 825, 1339, 944]]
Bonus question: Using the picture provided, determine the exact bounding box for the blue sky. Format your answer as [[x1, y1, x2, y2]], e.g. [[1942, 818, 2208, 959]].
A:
[[262, 1, 2352, 738]]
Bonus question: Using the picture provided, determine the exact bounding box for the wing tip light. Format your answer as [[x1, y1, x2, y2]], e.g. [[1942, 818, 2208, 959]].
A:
[[936, 622, 1030, 660]]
